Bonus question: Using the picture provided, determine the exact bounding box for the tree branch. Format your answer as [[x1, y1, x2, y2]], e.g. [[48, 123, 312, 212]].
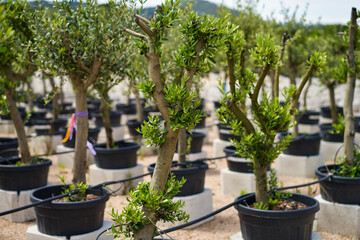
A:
[[251, 64, 271, 109], [274, 33, 289, 99], [134, 13, 150, 24], [135, 17, 153, 37], [123, 27, 149, 42], [227, 99, 255, 134], [75, 56, 91, 73]]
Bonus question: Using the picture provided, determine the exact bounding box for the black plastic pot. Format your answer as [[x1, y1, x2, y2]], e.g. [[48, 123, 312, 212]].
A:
[[61, 127, 100, 148], [116, 103, 136, 115], [195, 112, 209, 128], [214, 101, 221, 110], [0, 107, 27, 120], [223, 146, 253, 173], [35, 127, 66, 137], [234, 193, 319, 240], [126, 119, 142, 137], [148, 161, 208, 196], [26, 111, 48, 126], [217, 123, 241, 142], [320, 105, 343, 119], [94, 111, 123, 128], [319, 123, 344, 142], [0, 158, 51, 191], [0, 138, 19, 158], [30, 185, 109, 237], [279, 132, 321, 156], [175, 132, 206, 154], [298, 110, 320, 125], [94, 141, 140, 169], [316, 164, 360, 204]]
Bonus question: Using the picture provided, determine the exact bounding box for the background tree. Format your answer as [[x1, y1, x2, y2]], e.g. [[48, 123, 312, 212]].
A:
[[33, 0, 135, 183], [0, 0, 36, 164]]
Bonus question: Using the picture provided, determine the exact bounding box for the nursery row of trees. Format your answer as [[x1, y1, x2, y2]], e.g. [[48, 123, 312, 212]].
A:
[[0, 0, 358, 239]]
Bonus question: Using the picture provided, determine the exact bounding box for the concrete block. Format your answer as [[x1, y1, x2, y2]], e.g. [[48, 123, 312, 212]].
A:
[[89, 164, 144, 195], [212, 138, 232, 158], [314, 195, 360, 238], [0, 120, 16, 135], [0, 188, 36, 223], [26, 220, 113, 240], [98, 125, 125, 143], [230, 232, 321, 240], [157, 188, 213, 230], [173, 151, 207, 161], [56, 145, 94, 169], [30, 134, 63, 155], [319, 116, 332, 124], [275, 153, 325, 178], [221, 168, 256, 197], [192, 127, 209, 144], [319, 140, 344, 163], [298, 124, 320, 134]]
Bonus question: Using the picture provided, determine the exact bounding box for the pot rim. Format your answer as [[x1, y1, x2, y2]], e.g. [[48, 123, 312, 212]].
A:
[[94, 140, 141, 153], [147, 160, 209, 173], [234, 192, 320, 218], [0, 157, 52, 170], [316, 164, 360, 184]]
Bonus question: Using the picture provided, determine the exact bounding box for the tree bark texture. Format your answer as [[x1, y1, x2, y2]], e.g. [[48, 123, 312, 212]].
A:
[[5, 89, 32, 164], [177, 128, 187, 165], [344, 8, 358, 166], [328, 84, 338, 124], [100, 96, 113, 149], [254, 161, 268, 204]]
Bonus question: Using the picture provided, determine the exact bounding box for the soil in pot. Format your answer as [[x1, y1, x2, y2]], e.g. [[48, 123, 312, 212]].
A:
[[0, 157, 51, 191], [316, 164, 360, 204], [278, 132, 321, 156], [94, 140, 140, 169], [234, 193, 319, 240], [217, 123, 241, 142], [175, 132, 206, 154], [0, 138, 19, 158], [126, 119, 142, 137], [319, 123, 344, 142], [297, 110, 320, 125], [148, 161, 208, 197], [320, 105, 343, 119], [94, 111, 123, 128], [61, 127, 100, 148], [30, 185, 109, 237]]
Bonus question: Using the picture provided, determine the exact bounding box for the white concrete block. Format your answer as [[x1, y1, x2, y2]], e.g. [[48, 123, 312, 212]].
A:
[[30, 134, 63, 155], [173, 151, 207, 161], [26, 220, 113, 240], [314, 195, 360, 238], [56, 145, 95, 169], [98, 125, 125, 143], [0, 188, 36, 223], [212, 138, 232, 158], [275, 153, 325, 178], [319, 140, 344, 163], [298, 124, 320, 134], [157, 188, 213, 230], [230, 232, 322, 240], [89, 164, 144, 195], [192, 127, 209, 144], [0, 120, 16, 135], [221, 168, 256, 197], [319, 116, 333, 124]]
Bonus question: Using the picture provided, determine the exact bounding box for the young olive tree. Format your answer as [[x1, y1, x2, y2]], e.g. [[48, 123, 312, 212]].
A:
[[33, 0, 135, 183], [218, 32, 326, 204], [114, 1, 226, 238], [0, 0, 35, 164]]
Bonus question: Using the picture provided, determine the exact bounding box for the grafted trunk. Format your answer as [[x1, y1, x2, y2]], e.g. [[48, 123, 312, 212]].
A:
[[5, 89, 32, 164], [72, 81, 89, 184], [177, 128, 187, 165], [100, 96, 113, 149], [254, 161, 268, 204]]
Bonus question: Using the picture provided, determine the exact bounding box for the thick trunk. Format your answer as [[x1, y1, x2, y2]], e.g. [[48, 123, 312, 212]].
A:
[[254, 161, 268, 204], [177, 128, 187, 165], [328, 84, 338, 124], [100, 96, 113, 149], [134, 129, 180, 240], [72, 82, 89, 184], [344, 8, 358, 166], [5, 89, 32, 164]]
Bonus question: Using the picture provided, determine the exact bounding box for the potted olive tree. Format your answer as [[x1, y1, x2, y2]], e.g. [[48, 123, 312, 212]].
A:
[[217, 30, 326, 239], [0, 0, 51, 192]]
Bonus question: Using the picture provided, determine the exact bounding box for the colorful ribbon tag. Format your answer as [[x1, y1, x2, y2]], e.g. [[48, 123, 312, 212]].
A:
[[61, 111, 96, 155]]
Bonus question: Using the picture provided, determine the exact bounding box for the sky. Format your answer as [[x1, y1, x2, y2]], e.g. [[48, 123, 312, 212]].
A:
[[138, 0, 360, 25]]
